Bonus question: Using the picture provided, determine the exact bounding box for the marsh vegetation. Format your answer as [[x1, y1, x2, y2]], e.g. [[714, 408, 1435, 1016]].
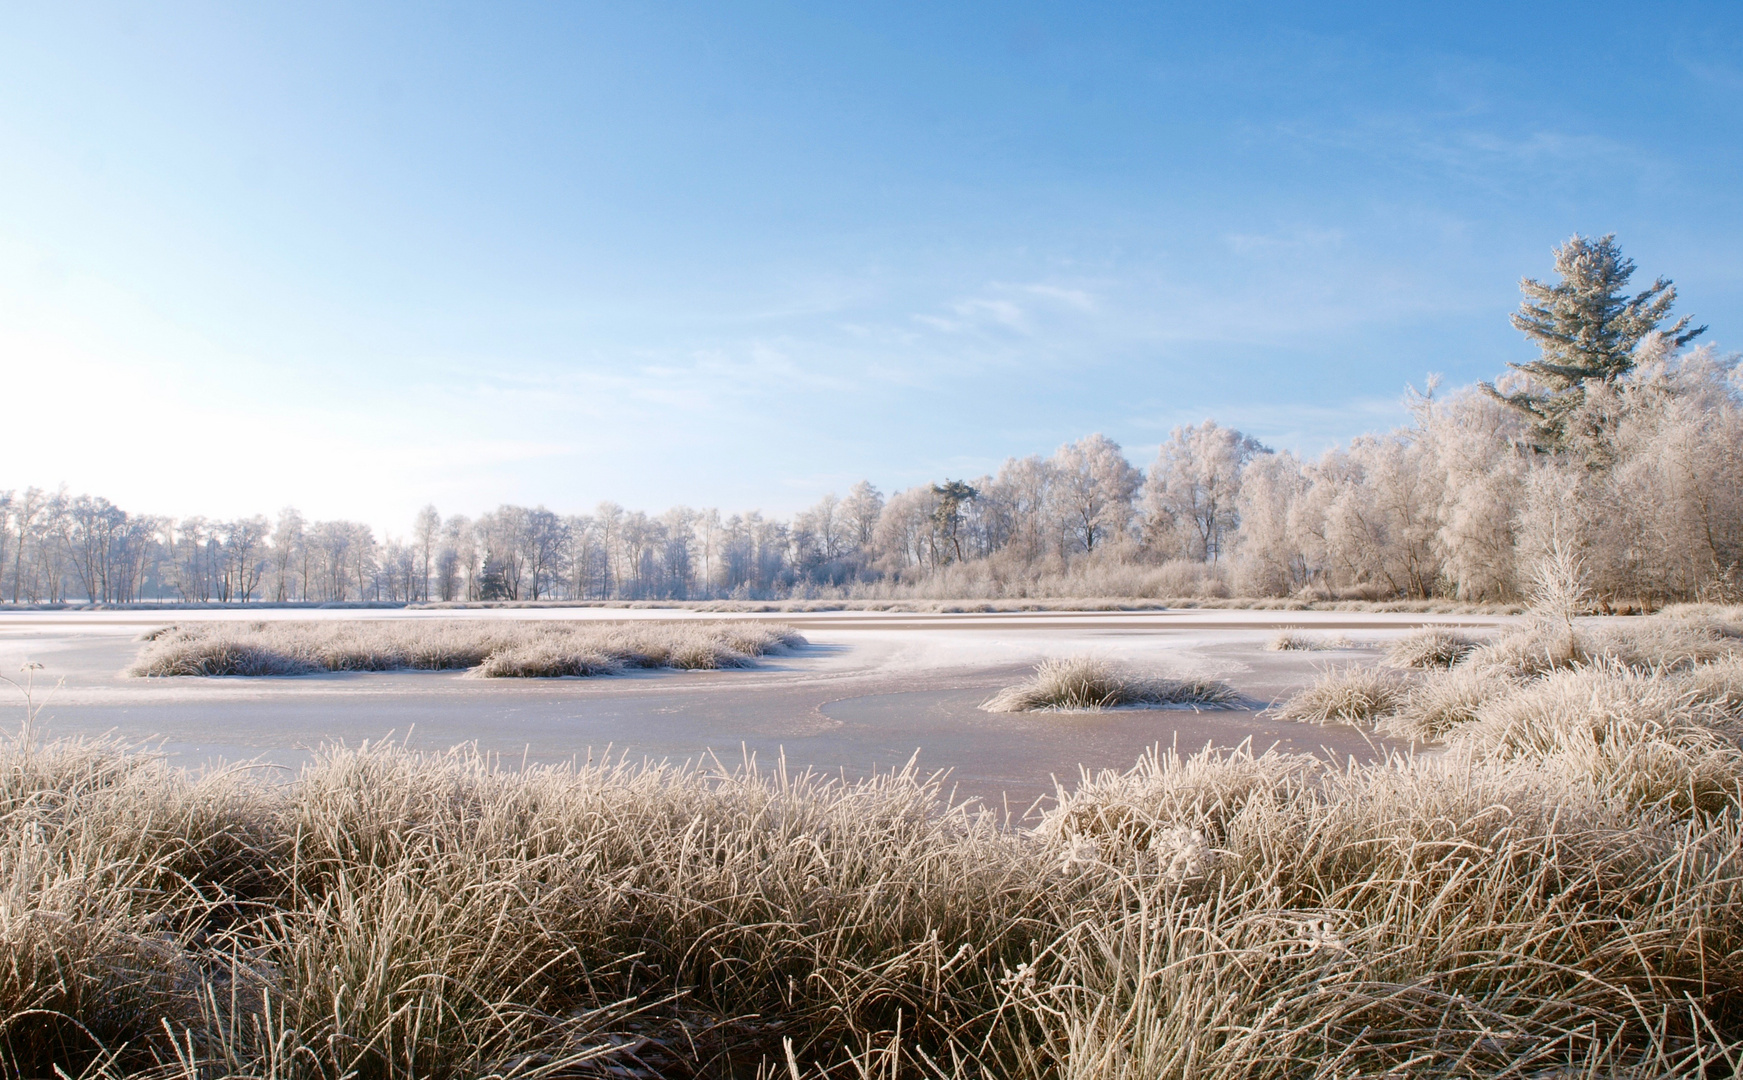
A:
[[980, 656, 1242, 713], [126, 620, 804, 678]]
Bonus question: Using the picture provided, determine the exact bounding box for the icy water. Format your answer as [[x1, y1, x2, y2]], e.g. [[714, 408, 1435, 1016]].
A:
[[0, 608, 1509, 806]]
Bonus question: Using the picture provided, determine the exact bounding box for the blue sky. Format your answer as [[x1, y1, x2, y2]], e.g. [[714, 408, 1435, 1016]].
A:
[[4, 2, 1740, 531]]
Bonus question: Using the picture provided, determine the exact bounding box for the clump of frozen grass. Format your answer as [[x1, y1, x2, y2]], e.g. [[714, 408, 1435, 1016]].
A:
[[1265, 627, 1352, 651], [1463, 622, 1588, 678], [124, 635, 321, 676], [1377, 665, 1518, 741], [1584, 617, 1742, 672], [471, 642, 624, 677], [126, 619, 804, 679], [1464, 617, 1741, 680], [1037, 741, 1319, 857], [981, 656, 1240, 713], [1451, 662, 1743, 815], [1384, 626, 1479, 669], [1272, 664, 1405, 728], [1680, 655, 1743, 717]]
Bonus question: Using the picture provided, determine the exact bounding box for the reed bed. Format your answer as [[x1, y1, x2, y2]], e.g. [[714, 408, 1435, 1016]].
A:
[[5, 712, 1743, 1076], [980, 656, 1242, 713], [126, 619, 804, 678]]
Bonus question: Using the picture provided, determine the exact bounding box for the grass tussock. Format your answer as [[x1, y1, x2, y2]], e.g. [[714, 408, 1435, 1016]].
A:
[[1382, 625, 1479, 669], [980, 656, 1241, 713], [1264, 627, 1353, 651], [1680, 654, 1743, 716], [1448, 662, 1743, 815], [7, 723, 1743, 1077], [127, 619, 804, 679], [1376, 665, 1520, 741], [1271, 664, 1406, 728]]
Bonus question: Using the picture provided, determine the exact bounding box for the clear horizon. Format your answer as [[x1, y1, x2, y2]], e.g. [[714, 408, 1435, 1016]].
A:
[[4, 2, 1740, 533]]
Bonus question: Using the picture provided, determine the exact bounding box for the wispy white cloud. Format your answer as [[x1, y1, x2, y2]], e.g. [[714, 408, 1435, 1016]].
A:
[[1225, 227, 1345, 256]]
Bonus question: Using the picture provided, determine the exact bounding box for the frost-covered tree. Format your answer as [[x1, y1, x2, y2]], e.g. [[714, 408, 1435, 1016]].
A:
[[270, 508, 305, 602], [840, 482, 884, 556], [983, 456, 1054, 562], [1230, 451, 1308, 596], [1144, 421, 1267, 563], [1483, 234, 1705, 456], [9, 488, 47, 603], [221, 516, 270, 602], [874, 486, 943, 574], [412, 505, 441, 602], [1051, 434, 1141, 555]]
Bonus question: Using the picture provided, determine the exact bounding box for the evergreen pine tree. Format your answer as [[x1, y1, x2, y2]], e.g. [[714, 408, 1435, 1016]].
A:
[[930, 480, 978, 564], [477, 557, 510, 600], [1482, 234, 1704, 455]]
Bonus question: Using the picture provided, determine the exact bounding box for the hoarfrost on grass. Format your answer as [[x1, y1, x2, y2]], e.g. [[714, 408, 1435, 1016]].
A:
[[980, 655, 1241, 713], [127, 618, 804, 678]]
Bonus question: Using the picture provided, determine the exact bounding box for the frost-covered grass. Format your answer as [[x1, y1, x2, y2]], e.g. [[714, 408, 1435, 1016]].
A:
[[127, 619, 803, 678], [1271, 664, 1406, 727], [1264, 626, 1353, 651], [1378, 665, 1519, 741], [980, 656, 1241, 713], [7, 714, 1743, 1075], [1382, 626, 1479, 669], [1278, 612, 1743, 752]]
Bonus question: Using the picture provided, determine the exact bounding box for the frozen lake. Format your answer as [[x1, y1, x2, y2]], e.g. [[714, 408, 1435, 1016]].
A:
[[0, 607, 1511, 806]]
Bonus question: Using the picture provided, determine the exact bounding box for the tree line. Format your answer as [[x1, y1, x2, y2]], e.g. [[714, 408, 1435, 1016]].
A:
[[5, 235, 1739, 607]]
